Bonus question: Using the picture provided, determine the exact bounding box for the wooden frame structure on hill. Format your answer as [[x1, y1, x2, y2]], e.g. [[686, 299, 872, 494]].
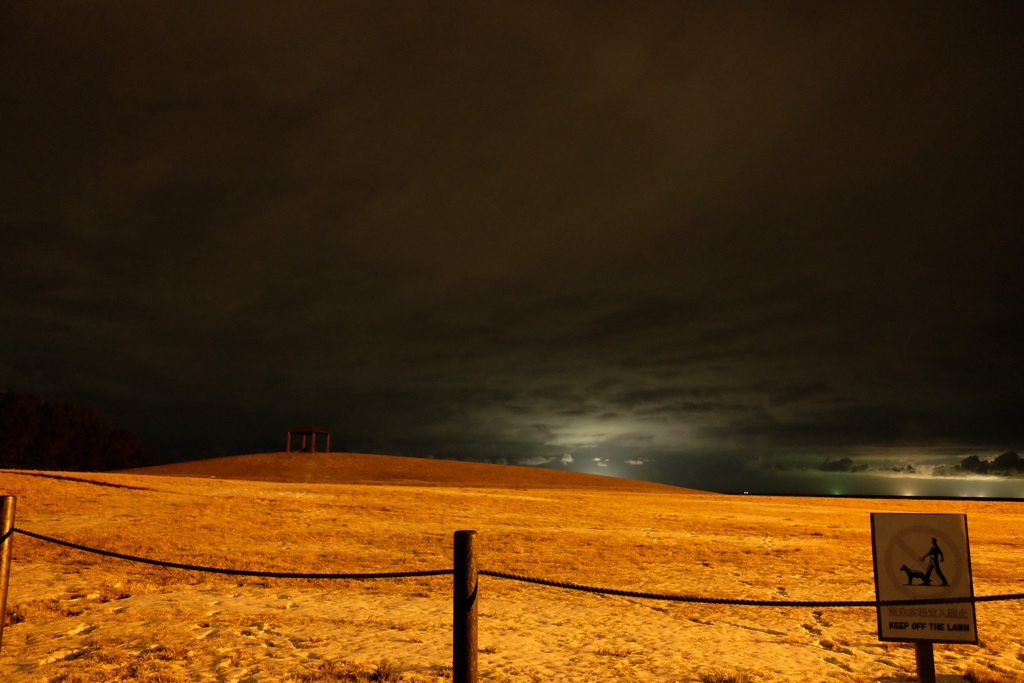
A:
[[286, 424, 330, 453]]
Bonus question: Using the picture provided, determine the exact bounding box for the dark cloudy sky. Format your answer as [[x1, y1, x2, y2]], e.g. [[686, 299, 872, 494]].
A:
[[2, 1, 1023, 494]]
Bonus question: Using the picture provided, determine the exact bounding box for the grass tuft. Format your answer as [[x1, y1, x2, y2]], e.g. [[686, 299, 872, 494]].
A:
[[698, 666, 755, 683], [964, 665, 1023, 683], [372, 658, 402, 682], [287, 658, 365, 681]]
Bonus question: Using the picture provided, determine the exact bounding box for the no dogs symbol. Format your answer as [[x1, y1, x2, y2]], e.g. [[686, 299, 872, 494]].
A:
[[883, 526, 960, 595], [870, 513, 977, 643]]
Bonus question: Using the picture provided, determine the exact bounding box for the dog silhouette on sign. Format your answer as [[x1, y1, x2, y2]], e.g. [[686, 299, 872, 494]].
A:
[[900, 564, 931, 585], [897, 538, 950, 587]]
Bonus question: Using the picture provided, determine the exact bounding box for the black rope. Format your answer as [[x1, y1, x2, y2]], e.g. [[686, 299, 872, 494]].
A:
[[13, 528, 452, 580], [13, 527, 1024, 608], [1, 527, 11, 544], [480, 569, 1024, 608]]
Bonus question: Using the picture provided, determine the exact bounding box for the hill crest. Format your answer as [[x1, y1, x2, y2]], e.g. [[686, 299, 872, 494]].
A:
[[119, 451, 701, 493]]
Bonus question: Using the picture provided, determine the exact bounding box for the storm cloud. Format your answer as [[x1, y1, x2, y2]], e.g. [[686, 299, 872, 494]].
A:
[[2, 1, 1023, 492]]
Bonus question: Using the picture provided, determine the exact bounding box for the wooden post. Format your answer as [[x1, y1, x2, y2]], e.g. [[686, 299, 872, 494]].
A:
[[0, 495, 15, 653], [915, 641, 936, 683], [453, 530, 478, 683], [325, 433, 330, 453], [287, 432, 292, 452]]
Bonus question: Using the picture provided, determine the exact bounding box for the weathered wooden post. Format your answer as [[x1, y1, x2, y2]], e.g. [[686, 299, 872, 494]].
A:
[[453, 530, 478, 683], [0, 495, 15, 653], [915, 642, 936, 683]]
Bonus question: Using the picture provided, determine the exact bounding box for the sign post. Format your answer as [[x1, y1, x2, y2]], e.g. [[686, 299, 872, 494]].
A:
[[871, 513, 977, 683]]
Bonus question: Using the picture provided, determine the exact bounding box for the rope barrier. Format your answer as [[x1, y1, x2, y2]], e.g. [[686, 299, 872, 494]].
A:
[[0, 528, 11, 544], [12, 528, 452, 580], [480, 569, 1024, 607], [12, 527, 1024, 608]]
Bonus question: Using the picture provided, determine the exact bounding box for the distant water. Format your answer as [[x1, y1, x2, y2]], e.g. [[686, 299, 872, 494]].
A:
[[688, 469, 1024, 499]]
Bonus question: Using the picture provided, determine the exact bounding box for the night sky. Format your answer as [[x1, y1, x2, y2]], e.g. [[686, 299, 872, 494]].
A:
[[3, 2, 1023, 495]]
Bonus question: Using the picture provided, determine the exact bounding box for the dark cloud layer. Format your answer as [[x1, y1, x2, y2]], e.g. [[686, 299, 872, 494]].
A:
[[2, 2, 1023, 492]]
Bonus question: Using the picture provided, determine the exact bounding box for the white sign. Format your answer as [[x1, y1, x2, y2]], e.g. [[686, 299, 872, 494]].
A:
[[870, 513, 977, 643]]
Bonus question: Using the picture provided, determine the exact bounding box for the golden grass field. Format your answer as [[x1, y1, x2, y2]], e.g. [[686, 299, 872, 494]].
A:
[[1, 452, 1023, 682]]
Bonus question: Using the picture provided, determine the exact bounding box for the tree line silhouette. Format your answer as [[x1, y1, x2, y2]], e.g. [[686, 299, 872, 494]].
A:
[[0, 390, 158, 471]]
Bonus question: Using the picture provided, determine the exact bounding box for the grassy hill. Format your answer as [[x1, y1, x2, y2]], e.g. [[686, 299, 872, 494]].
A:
[[118, 450, 697, 493]]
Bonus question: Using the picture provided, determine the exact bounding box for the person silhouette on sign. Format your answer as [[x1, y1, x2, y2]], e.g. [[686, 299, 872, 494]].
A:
[[921, 538, 949, 586]]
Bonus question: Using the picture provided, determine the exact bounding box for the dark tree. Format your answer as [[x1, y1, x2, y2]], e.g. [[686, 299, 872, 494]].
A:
[[0, 390, 158, 471]]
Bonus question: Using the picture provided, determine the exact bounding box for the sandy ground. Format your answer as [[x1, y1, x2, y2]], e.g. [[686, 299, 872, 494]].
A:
[[1, 459, 1023, 682]]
